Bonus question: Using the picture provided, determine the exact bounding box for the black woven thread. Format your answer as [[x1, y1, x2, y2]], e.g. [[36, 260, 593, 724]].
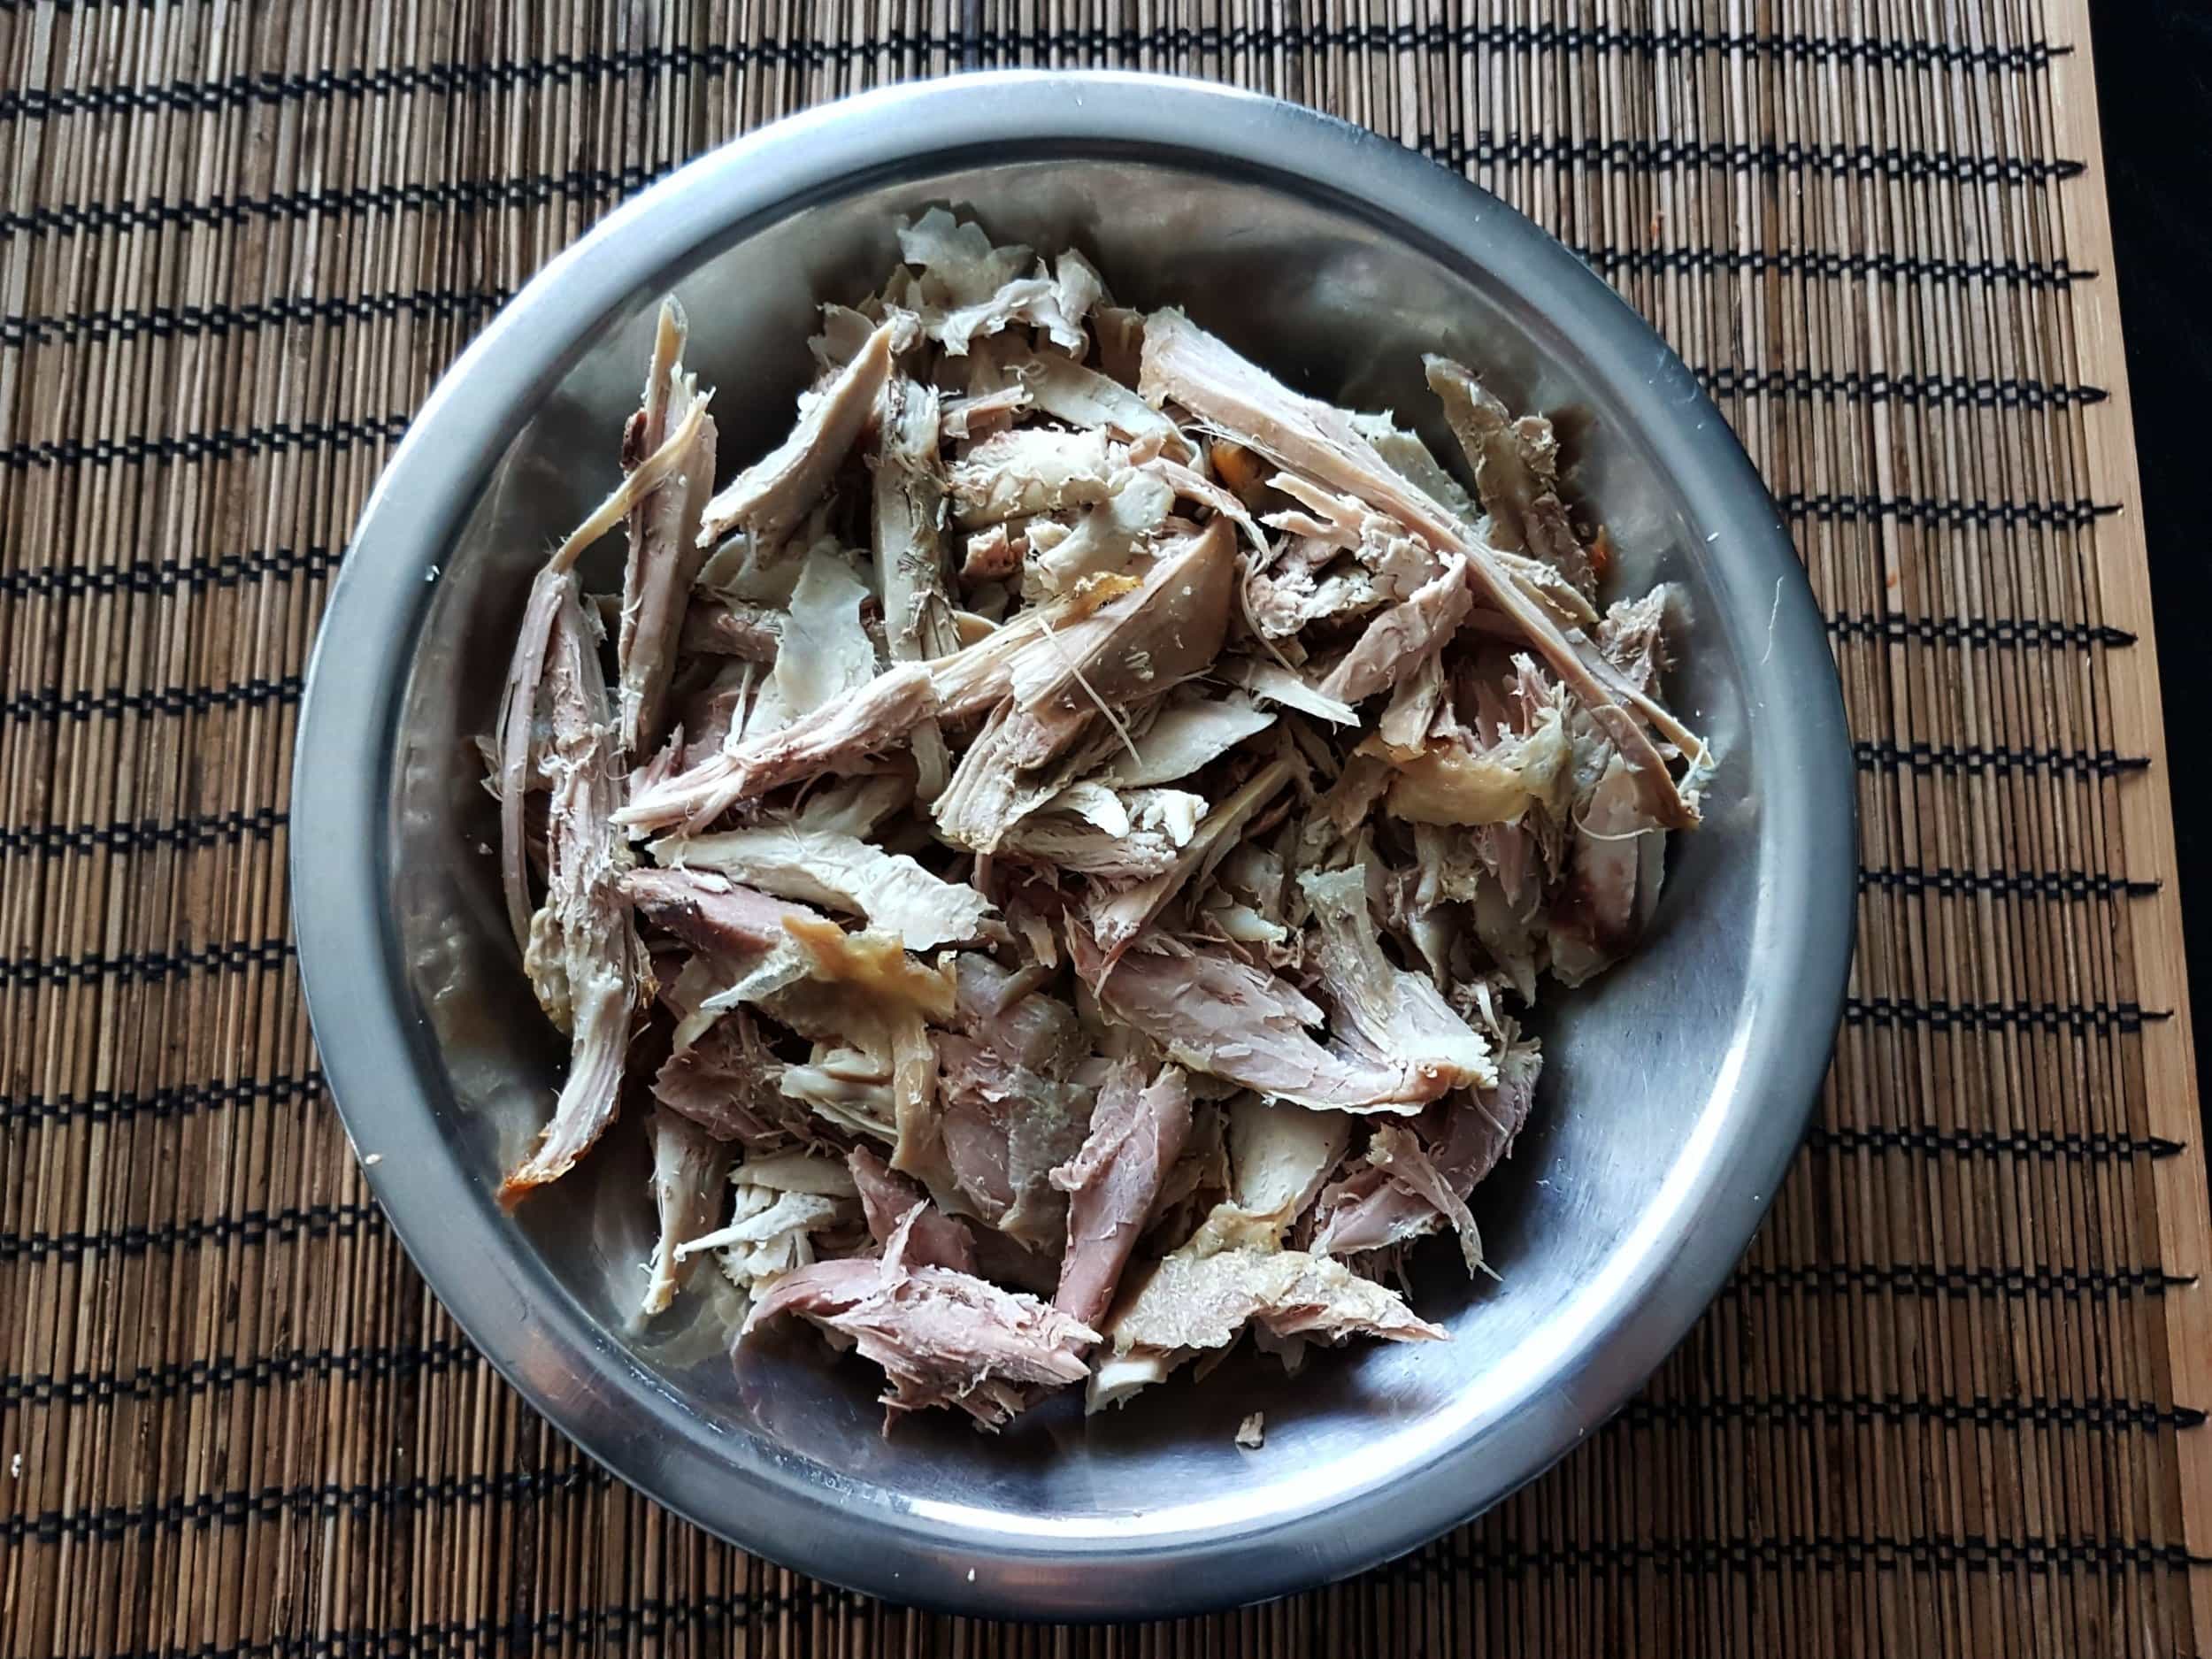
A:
[[1859, 863, 2160, 901], [0, 124, 2077, 260], [1616, 1393, 2205, 1433], [1782, 492, 2116, 530], [10, 1332, 2191, 1432], [0, 1463, 610, 1545], [0, 25, 2064, 126], [976, 21, 2063, 73], [1806, 1125, 2185, 1160], [1, 1069, 321, 1128], [0, 165, 667, 242], [14, 1476, 2193, 1572], [1728, 1262, 2185, 1297], [1394, 1532, 2207, 1578], [1415, 131, 2078, 187], [1577, 241, 2086, 288], [1852, 740, 2149, 779], [0, 261, 2085, 379], [0, 288, 505, 349], [2, 287, 2103, 418], [0, 545, 337, 601], [0, 414, 407, 472], [0, 38, 959, 123], [0, 1202, 378, 1265], [0, 807, 287, 859], [0, 1338, 472, 1408], [21, 1589, 879, 1659], [0, 163, 2087, 293], [0, 144, 2070, 252], [1701, 366, 2104, 410], [1844, 996, 2154, 1034], [1829, 612, 2136, 649], [1, 675, 303, 725], [0, 937, 296, 990]]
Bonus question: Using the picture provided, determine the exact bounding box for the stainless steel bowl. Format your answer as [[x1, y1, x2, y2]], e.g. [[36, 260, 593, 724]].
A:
[[294, 71, 1855, 1620]]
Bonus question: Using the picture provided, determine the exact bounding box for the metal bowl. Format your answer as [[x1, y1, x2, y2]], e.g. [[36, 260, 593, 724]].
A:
[[293, 71, 1855, 1620]]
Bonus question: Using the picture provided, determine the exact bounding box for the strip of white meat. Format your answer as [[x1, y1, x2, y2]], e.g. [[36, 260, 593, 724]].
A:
[[729, 1149, 860, 1196], [617, 299, 719, 758], [1315, 1040, 1541, 1268], [896, 207, 1032, 309], [682, 1187, 849, 1267], [1051, 1060, 1193, 1325], [1219, 657, 1360, 727], [923, 567, 1139, 719], [990, 344, 1189, 456], [1025, 466, 1177, 596], [1084, 758, 1292, 968], [1548, 751, 1667, 986], [495, 399, 711, 949], [927, 520, 1239, 853], [781, 1046, 898, 1144], [696, 313, 912, 548], [743, 1204, 1097, 1432], [615, 661, 937, 834], [948, 427, 1118, 527], [943, 382, 1034, 442], [746, 546, 879, 739], [1298, 865, 1498, 1094], [641, 1109, 731, 1317], [651, 1004, 812, 1148], [1264, 471, 1435, 600], [1223, 1094, 1351, 1240], [620, 865, 826, 956], [1316, 552, 1475, 706], [1105, 688, 1275, 787], [999, 787, 1202, 881], [1002, 518, 1235, 729], [1140, 310, 1703, 828], [929, 698, 1097, 856], [773, 918, 953, 1179], [849, 1145, 977, 1272], [913, 241, 1103, 361], [1346, 409, 1476, 522], [1378, 655, 1574, 826], [1424, 355, 1595, 598], [651, 826, 992, 953], [1102, 1216, 1445, 1364], [501, 583, 647, 1201], [872, 375, 962, 797], [808, 303, 877, 373], [1089, 937, 1454, 1114]]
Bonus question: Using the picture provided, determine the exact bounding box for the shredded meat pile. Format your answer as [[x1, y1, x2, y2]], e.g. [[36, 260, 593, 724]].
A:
[[489, 210, 1709, 1432]]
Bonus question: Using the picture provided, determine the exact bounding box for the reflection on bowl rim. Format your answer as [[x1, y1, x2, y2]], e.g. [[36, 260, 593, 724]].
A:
[[292, 70, 1855, 1620]]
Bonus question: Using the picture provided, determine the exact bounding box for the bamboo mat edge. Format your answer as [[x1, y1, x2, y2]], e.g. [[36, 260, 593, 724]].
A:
[[2051, 9, 2212, 1647]]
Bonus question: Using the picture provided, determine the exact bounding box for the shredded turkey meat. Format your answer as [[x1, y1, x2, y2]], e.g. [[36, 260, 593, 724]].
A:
[[486, 210, 1706, 1430]]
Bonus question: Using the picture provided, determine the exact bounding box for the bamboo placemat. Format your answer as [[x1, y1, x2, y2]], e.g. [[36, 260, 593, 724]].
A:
[[3, 0, 2206, 1653]]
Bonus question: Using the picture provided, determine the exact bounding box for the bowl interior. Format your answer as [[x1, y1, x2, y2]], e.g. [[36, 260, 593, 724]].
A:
[[384, 156, 1795, 1551]]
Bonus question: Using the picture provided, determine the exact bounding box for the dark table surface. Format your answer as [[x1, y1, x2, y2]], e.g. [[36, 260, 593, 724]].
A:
[[2087, 2, 2210, 1113]]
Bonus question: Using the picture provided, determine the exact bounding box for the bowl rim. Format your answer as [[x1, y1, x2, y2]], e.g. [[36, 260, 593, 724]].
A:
[[292, 68, 1856, 1620]]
